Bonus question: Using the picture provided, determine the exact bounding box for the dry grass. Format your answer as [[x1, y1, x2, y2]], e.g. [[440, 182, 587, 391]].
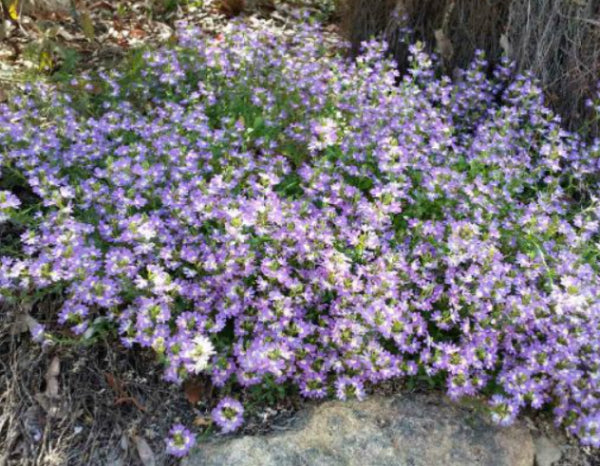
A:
[[338, 0, 600, 136], [340, 1, 510, 71], [338, 0, 397, 57], [507, 0, 600, 135]]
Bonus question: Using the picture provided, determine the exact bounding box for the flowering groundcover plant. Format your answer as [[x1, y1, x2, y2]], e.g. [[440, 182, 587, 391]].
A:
[[1, 21, 600, 447]]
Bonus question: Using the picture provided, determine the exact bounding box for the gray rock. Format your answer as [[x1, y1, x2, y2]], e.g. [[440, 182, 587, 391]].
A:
[[184, 394, 535, 466], [534, 436, 562, 466]]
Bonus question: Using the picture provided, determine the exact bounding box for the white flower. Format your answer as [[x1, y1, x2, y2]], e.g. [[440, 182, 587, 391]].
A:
[[309, 118, 339, 151], [185, 335, 215, 374], [137, 221, 157, 241], [59, 186, 76, 199]]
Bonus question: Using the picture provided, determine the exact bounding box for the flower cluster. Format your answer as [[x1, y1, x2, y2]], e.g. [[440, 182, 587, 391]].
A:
[[1, 21, 600, 446]]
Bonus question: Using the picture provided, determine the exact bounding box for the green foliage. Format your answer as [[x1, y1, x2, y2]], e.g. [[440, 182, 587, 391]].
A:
[[246, 375, 297, 408]]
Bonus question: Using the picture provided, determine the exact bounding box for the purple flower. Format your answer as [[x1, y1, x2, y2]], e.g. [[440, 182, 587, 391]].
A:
[[0, 191, 20, 223], [211, 397, 244, 433], [30, 322, 46, 343], [0, 191, 20, 209], [335, 376, 365, 401], [165, 424, 195, 457]]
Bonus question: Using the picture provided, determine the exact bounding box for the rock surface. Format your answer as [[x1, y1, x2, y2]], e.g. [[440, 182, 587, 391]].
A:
[[184, 394, 535, 466], [534, 436, 563, 466]]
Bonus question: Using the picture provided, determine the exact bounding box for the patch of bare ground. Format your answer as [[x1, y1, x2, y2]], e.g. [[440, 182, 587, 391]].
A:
[[0, 301, 195, 465]]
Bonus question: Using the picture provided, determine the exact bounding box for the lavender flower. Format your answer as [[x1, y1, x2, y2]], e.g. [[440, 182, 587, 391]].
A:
[[335, 376, 365, 401], [0, 191, 20, 209], [30, 322, 46, 343], [165, 424, 195, 457], [212, 397, 244, 433]]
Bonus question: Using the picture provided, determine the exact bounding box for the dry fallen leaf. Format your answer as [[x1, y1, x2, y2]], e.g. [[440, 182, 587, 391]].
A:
[[90, 1, 114, 10], [434, 28, 453, 65], [115, 395, 146, 411], [8, 0, 20, 21], [500, 33, 511, 57], [133, 435, 156, 466], [11, 314, 29, 335], [130, 28, 145, 39], [193, 416, 212, 427], [105, 372, 121, 393], [183, 378, 206, 405], [55, 27, 76, 41], [45, 356, 60, 399], [11, 312, 40, 335]]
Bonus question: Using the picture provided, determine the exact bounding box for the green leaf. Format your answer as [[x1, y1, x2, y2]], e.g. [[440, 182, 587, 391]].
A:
[[80, 11, 95, 40], [39, 48, 54, 73]]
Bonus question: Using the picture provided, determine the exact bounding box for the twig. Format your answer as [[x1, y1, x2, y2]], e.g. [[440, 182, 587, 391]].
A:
[[114, 396, 147, 412], [557, 13, 600, 28]]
